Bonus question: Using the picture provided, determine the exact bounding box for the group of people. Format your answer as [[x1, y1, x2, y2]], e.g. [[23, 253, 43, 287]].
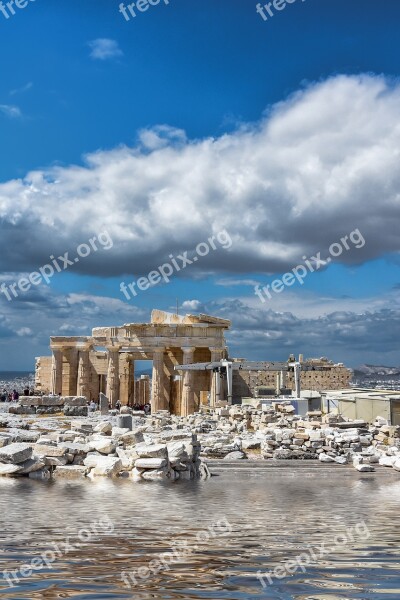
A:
[[115, 401, 151, 414], [86, 399, 151, 414], [0, 387, 36, 402], [1, 389, 21, 402], [132, 402, 151, 414]]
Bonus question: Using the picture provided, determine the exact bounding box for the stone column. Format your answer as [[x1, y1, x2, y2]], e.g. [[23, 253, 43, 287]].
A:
[[181, 346, 195, 417], [106, 348, 120, 407], [137, 375, 150, 406], [62, 347, 79, 396], [51, 348, 63, 395], [128, 358, 135, 406], [209, 347, 224, 407], [119, 355, 135, 406], [77, 349, 90, 399], [151, 348, 166, 412]]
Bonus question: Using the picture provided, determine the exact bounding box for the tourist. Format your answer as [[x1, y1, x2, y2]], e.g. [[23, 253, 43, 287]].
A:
[[0, 390, 7, 402], [89, 400, 97, 412], [23, 387, 30, 396], [12, 389, 19, 401], [115, 400, 121, 410], [144, 403, 151, 415]]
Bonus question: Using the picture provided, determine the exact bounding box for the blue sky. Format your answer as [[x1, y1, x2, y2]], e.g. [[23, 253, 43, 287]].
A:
[[0, 0, 400, 369]]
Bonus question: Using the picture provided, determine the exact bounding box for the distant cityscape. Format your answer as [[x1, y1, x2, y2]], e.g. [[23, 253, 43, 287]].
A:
[[1, 365, 400, 394], [351, 365, 400, 390]]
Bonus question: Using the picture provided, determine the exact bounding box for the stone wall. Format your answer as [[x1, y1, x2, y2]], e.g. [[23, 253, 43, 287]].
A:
[[35, 356, 52, 393], [232, 359, 351, 402]]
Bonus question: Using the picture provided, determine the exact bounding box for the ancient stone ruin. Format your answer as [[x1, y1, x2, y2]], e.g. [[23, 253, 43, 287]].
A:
[[36, 310, 230, 415], [35, 309, 352, 415]]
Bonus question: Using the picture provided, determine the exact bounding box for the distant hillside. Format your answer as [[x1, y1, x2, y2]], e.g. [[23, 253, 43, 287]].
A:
[[353, 364, 400, 379]]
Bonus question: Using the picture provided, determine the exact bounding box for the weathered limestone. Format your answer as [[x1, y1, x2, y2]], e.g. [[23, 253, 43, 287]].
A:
[[20, 396, 64, 407], [181, 347, 195, 417], [136, 375, 150, 406], [99, 393, 109, 415], [106, 347, 120, 407], [0, 433, 13, 447], [119, 355, 135, 406], [0, 443, 33, 464], [0, 464, 22, 475], [18, 458, 46, 474], [84, 455, 123, 477], [3, 398, 400, 482], [135, 458, 167, 469], [152, 347, 167, 412], [33, 444, 68, 458], [38, 310, 230, 416], [51, 348, 63, 395], [90, 438, 117, 455], [53, 465, 88, 479], [135, 443, 168, 459], [77, 349, 91, 398], [62, 348, 79, 396], [210, 347, 224, 407]]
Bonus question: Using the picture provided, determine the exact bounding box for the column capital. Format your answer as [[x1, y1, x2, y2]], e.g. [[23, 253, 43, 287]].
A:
[[209, 346, 225, 353], [106, 345, 121, 353], [152, 347, 165, 355], [50, 345, 66, 353], [181, 346, 195, 354], [77, 343, 93, 353]]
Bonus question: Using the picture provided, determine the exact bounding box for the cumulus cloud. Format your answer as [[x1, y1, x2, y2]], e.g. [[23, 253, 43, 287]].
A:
[[0, 288, 148, 367], [1, 287, 400, 367], [211, 300, 400, 366], [181, 299, 202, 311], [0, 74, 400, 279], [88, 38, 123, 60]]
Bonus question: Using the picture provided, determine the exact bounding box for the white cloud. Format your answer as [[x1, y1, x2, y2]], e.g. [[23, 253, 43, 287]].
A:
[[16, 327, 33, 337], [0, 104, 22, 118], [88, 38, 123, 60], [59, 323, 88, 333], [181, 300, 202, 310], [2, 288, 400, 367], [0, 74, 400, 278], [138, 125, 187, 150]]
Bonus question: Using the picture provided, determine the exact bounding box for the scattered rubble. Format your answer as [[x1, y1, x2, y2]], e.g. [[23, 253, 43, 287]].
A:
[[0, 398, 400, 481], [0, 403, 204, 482]]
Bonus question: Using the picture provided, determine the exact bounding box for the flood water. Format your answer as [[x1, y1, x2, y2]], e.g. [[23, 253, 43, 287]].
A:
[[0, 469, 400, 599]]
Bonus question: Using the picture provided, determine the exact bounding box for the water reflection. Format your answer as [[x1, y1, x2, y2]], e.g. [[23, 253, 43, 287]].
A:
[[0, 471, 399, 599]]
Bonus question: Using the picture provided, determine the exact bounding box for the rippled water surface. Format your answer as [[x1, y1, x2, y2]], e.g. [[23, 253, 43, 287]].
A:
[[1, 468, 400, 599]]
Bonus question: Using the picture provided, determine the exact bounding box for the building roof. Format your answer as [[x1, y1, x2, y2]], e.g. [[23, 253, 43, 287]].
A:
[[321, 387, 400, 402]]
